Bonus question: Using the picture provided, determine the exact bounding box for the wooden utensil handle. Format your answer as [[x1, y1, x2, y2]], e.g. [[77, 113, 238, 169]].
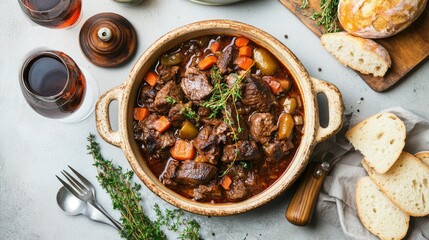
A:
[[285, 162, 329, 226]]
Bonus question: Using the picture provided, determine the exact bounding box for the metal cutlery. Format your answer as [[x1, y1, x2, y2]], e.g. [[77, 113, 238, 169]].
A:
[[56, 166, 122, 230]]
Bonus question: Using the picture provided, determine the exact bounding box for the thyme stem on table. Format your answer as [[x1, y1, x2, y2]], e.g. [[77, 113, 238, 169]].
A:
[[86, 134, 200, 240], [301, 0, 309, 9]]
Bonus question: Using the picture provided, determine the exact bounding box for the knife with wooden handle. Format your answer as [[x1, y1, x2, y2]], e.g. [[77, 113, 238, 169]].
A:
[[285, 114, 352, 226]]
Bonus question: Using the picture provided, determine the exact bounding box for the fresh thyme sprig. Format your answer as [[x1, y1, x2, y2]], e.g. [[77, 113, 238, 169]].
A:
[[201, 66, 250, 141], [181, 105, 199, 122], [154, 204, 200, 240], [87, 134, 200, 240], [301, 0, 309, 8], [201, 66, 253, 177], [165, 96, 177, 104], [310, 0, 340, 33]]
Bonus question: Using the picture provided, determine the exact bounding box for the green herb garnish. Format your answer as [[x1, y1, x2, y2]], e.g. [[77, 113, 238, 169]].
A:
[[311, 0, 340, 33], [201, 66, 253, 177], [165, 96, 177, 104], [301, 0, 309, 8], [181, 105, 199, 122], [154, 204, 200, 240], [87, 134, 200, 240], [201, 66, 249, 141]]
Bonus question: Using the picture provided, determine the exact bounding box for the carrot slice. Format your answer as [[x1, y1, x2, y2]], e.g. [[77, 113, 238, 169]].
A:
[[133, 107, 149, 121], [268, 80, 282, 95], [235, 37, 249, 47], [279, 79, 291, 91], [221, 175, 232, 190], [210, 41, 220, 53], [263, 76, 282, 95], [198, 55, 218, 70], [234, 56, 254, 70], [238, 46, 252, 57], [145, 71, 159, 87], [171, 139, 196, 161], [153, 116, 171, 133]]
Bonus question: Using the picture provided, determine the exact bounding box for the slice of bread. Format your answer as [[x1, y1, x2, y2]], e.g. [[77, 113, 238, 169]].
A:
[[415, 151, 429, 167], [362, 152, 429, 216], [346, 112, 406, 174], [356, 176, 409, 240], [321, 32, 391, 77]]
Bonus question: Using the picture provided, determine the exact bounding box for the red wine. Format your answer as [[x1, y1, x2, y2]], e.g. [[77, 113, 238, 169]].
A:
[[20, 0, 81, 28], [27, 56, 68, 97], [21, 52, 86, 119], [22, 0, 61, 11]]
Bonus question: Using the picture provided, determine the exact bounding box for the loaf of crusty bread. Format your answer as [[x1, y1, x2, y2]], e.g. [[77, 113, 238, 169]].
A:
[[416, 151, 429, 166], [362, 152, 429, 217], [346, 112, 406, 173], [338, 0, 428, 38], [356, 176, 410, 240], [321, 32, 391, 77]]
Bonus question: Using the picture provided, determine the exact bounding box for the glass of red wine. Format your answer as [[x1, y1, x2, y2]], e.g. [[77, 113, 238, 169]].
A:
[[18, 0, 82, 29], [20, 49, 99, 123]]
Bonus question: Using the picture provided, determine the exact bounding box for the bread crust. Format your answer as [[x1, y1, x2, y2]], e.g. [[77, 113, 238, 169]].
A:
[[346, 112, 405, 173], [321, 32, 392, 77], [338, 0, 428, 38], [415, 151, 429, 166], [356, 176, 409, 240], [362, 152, 429, 216]]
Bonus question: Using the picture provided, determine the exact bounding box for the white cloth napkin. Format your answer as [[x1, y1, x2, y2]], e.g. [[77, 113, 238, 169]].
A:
[[315, 107, 429, 240]]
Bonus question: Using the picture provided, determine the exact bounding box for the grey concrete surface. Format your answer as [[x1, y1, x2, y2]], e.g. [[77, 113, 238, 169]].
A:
[[1, 0, 428, 239]]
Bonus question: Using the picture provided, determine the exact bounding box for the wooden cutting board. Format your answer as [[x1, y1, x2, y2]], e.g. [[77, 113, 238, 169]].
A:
[[279, 0, 429, 92]]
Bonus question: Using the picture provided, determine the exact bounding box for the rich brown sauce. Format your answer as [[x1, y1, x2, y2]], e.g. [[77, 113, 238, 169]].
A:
[[134, 35, 304, 203]]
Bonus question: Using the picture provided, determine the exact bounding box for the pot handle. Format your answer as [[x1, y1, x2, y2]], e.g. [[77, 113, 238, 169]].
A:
[[95, 85, 124, 148], [311, 77, 344, 143]]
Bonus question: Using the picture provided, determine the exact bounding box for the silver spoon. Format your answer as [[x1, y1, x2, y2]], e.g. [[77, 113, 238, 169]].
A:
[[56, 186, 121, 230]]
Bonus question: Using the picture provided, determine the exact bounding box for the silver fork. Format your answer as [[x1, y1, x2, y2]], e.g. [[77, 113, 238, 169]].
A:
[[56, 166, 123, 231]]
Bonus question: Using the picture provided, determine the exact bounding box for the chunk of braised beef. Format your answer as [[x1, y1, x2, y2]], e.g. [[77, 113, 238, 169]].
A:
[[221, 140, 261, 163], [181, 67, 213, 101], [193, 125, 220, 164], [262, 140, 295, 162], [213, 121, 228, 143], [225, 180, 248, 201], [133, 121, 143, 141], [168, 102, 189, 128], [225, 73, 242, 89], [282, 140, 295, 153], [154, 81, 183, 114], [244, 171, 258, 188], [161, 159, 181, 187], [138, 85, 156, 111], [193, 183, 223, 202], [136, 114, 176, 154], [157, 65, 179, 85], [221, 103, 249, 142], [200, 117, 222, 127], [175, 161, 217, 186], [262, 142, 283, 162], [198, 106, 211, 118], [216, 46, 234, 75], [242, 74, 276, 112], [249, 113, 278, 144]]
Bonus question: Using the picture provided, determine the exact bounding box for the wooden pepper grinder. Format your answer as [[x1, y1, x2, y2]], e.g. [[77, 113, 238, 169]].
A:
[[79, 13, 137, 68]]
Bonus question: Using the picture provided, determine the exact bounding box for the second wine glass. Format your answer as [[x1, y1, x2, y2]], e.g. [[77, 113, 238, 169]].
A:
[[18, 0, 82, 29]]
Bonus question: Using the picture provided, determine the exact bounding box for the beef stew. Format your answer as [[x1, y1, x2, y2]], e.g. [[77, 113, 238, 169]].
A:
[[133, 35, 304, 203]]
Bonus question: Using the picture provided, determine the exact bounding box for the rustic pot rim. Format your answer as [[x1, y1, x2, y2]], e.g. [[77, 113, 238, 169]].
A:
[[96, 19, 344, 216]]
